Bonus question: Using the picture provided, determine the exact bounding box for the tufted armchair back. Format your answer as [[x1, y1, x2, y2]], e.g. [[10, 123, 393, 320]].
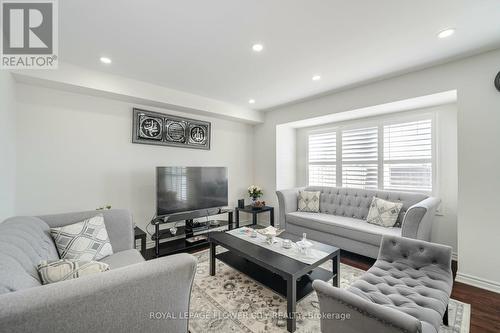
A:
[[305, 186, 427, 226], [378, 235, 452, 274]]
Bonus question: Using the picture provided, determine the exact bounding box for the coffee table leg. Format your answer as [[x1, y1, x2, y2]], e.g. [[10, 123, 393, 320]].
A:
[[332, 253, 340, 287], [287, 276, 297, 332], [209, 242, 216, 276]]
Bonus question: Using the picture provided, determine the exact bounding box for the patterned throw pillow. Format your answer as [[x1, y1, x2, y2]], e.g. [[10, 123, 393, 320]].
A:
[[366, 197, 403, 228], [297, 191, 321, 213], [38, 259, 109, 284], [50, 215, 113, 261]]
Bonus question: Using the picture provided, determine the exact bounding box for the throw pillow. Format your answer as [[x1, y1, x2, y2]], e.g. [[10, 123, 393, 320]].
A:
[[297, 191, 321, 213], [38, 259, 109, 284], [50, 214, 113, 261], [366, 197, 403, 227]]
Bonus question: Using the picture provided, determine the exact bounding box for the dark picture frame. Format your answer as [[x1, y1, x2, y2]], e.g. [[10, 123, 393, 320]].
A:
[[132, 108, 211, 150]]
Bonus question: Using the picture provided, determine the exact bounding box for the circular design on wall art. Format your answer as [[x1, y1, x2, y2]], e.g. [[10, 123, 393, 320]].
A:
[[165, 120, 187, 143], [190, 126, 206, 143], [495, 71, 500, 92], [139, 116, 162, 139]]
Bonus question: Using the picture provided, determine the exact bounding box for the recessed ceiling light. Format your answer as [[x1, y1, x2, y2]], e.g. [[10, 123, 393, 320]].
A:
[[248, 99, 256, 104], [100, 57, 112, 64], [438, 28, 455, 39], [312, 75, 321, 81], [252, 44, 263, 52]]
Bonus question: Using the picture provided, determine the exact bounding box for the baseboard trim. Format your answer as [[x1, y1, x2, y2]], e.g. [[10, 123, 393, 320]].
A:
[[456, 272, 500, 294]]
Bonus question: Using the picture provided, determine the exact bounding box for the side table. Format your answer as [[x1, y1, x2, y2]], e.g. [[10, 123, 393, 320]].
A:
[[134, 226, 147, 255], [235, 205, 274, 228]]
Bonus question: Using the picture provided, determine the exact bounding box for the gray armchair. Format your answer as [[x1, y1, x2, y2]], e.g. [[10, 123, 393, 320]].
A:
[[313, 235, 453, 333], [0, 209, 197, 333]]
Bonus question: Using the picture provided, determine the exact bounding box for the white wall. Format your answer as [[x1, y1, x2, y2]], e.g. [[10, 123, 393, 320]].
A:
[[0, 71, 16, 221], [276, 124, 296, 190], [254, 48, 500, 292], [15, 83, 254, 244], [294, 105, 458, 254]]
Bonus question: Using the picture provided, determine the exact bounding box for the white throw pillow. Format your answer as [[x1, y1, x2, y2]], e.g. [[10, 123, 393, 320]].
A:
[[38, 259, 109, 285], [366, 197, 403, 228], [50, 214, 113, 261], [297, 191, 321, 213]]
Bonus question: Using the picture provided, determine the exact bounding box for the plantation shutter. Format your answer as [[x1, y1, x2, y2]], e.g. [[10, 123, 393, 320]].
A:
[[383, 119, 432, 192], [308, 132, 336, 186], [341, 127, 378, 189]]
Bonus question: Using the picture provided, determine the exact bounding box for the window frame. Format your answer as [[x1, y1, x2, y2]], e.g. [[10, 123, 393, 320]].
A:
[[306, 111, 437, 195]]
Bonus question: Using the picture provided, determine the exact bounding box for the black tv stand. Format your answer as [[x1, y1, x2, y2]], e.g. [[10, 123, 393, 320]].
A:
[[151, 208, 234, 258]]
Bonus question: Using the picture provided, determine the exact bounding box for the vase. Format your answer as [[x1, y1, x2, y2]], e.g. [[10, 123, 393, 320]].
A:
[[251, 197, 262, 210]]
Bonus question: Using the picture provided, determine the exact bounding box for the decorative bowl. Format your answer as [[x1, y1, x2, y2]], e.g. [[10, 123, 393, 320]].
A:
[[256, 226, 285, 244]]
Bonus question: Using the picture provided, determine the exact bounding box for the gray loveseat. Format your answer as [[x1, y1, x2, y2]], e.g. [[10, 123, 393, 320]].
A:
[[276, 186, 440, 258], [0, 209, 197, 333], [313, 235, 453, 333]]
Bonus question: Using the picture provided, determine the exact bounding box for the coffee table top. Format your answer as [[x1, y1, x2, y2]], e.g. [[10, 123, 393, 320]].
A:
[[209, 230, 339, 279]]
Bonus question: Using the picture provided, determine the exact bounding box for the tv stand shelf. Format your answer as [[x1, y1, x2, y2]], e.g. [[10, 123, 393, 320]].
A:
[[152, 208, 235, 258], [152, 220, 236, 241]]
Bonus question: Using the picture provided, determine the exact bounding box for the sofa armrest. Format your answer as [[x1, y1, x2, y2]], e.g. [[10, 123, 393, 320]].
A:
[[312, 280, 422, 333], [402, 197, 441, 241], [0, 253, 197, 333], [276, 187, 304, 229]]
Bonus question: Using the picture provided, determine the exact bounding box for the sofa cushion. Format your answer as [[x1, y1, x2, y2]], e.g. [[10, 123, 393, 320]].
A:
[[38, 209, 134, 253], [50, 215, 114, 261], [99, 249, 145, 269], [305, 186, 427, 226], [37, 259, 110, 284], [297, 191, 320, 212], [0, 217, 60, 294], [286, 211, 401, 246], [366, 197, 403, 227]]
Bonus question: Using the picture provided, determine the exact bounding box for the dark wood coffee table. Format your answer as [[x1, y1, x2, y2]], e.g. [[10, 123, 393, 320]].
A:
[[208, 230, 340, 332]]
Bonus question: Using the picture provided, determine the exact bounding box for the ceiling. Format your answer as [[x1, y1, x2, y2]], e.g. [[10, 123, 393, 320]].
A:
[[59, 0, 500, 111]]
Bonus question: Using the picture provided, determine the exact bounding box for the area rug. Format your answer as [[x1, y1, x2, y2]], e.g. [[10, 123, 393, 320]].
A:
[[189, 249, 470, 333]]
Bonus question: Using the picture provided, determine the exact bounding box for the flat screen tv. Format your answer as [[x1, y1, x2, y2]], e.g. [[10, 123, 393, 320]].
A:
[[156, 166, 228, 216]]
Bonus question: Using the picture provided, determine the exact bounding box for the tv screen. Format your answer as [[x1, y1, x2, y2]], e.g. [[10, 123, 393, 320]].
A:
[[156, 167, 228, 216]]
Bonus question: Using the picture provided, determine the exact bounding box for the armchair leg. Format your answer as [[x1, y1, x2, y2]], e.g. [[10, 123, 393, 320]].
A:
[[443, 304, 449, 326]]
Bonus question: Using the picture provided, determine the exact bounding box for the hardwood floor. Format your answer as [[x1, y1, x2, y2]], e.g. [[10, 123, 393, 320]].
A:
[[340, 250, 500, 333]]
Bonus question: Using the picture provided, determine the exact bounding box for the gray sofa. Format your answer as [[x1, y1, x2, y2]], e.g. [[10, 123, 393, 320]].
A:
[[0, 209, 197, 333], [276, 186, 440, 258], [313, 235, 453, 333]]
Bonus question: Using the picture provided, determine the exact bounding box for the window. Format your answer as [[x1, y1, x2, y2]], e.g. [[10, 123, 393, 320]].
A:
[[307, 117, 433, 193], [308, 132, 336, 186], [383, 120, 432, 192], [341, 127, 378, 189]]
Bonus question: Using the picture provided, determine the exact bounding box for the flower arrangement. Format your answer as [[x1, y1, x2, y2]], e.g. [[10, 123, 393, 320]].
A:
[[247, 185, 263, 200]]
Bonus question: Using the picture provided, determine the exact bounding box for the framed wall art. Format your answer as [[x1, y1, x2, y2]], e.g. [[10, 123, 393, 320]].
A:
[[132, 108, 211, 150]]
